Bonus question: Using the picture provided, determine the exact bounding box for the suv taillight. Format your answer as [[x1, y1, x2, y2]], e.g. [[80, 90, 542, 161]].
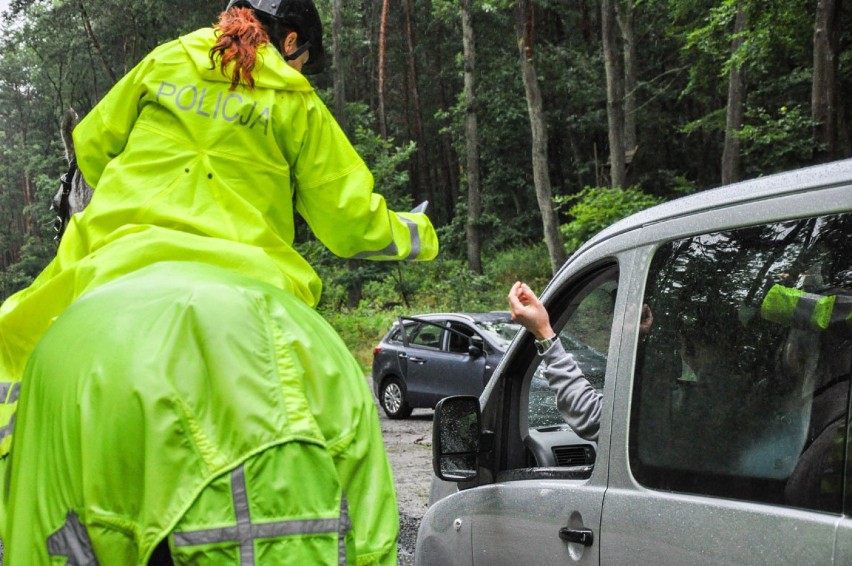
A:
[[373, 346, 383, 357]]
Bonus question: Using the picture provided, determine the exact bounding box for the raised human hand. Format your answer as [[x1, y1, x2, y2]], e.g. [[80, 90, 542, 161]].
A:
[[507, 282, 555, 340]]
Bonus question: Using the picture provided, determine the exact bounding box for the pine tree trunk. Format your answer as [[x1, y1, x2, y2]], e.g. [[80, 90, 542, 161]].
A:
[[22, 171, 34, 237], [812, 0, 841, 161], [515, 0, 567, 274], [403, 0, 430, 206], [79, 0, 117, 85], [332, 0, 347, 134], [426, 19, 459, 225], [461, 0, 483, 274], [721, 8, 747, 185], [602, 0, 626, 188], [377, 0, 389, 139], [617, 0, 637, 160], [439, 80, 460, 224], [331, 0, 361, 307]]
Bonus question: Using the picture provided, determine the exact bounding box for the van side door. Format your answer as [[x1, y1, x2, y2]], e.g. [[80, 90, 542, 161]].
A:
[[602, 211, 852, 564]]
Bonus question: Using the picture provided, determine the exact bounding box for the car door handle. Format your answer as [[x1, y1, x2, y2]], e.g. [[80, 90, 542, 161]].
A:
[[398, 353, 407, 359], [409, 357, 426, 364], [558, 527, 594, 546]]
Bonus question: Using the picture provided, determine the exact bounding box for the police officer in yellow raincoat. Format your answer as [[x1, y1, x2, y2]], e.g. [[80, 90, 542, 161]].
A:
[[0, 0, 437, 563]]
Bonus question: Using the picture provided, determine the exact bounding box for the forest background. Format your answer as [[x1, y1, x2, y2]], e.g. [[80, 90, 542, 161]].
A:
[[0, 0, 849, 369]]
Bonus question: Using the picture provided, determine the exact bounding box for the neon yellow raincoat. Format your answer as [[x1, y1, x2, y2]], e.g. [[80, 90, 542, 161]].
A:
[[0, 26, 437, 564]]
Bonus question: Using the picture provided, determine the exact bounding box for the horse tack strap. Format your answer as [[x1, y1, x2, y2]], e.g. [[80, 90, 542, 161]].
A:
[[0, 383, 20, 454], [54, 159, 78, 242]]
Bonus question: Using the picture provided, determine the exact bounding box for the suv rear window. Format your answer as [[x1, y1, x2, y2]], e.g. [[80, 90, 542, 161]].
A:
[[630, 213, 852, 513]]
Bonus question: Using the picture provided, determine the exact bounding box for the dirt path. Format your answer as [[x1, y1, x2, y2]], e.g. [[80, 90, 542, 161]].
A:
[[369, 377, 434, 565]]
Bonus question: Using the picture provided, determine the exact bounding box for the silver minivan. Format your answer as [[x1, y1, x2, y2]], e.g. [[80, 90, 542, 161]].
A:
[[416, 159, 852, 565]]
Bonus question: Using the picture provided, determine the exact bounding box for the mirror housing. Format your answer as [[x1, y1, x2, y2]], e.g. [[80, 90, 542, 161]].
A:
[[468, 335, 484, 357], [432, 395, 481, 482]]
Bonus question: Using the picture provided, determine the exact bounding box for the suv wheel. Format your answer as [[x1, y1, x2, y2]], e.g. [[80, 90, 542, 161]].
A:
[[380, 377, 413, 419]]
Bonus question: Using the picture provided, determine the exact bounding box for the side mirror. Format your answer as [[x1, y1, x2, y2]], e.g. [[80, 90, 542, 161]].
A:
[[468, 335, 484, 357], [432, 395, 481, 482]]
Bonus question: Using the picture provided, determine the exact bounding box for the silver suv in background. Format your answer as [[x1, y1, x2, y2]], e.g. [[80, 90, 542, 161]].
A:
[[416, 159, 852, 565]]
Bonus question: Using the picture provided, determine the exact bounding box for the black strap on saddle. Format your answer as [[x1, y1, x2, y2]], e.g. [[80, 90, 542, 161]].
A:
[[54, 158, 78, 242]]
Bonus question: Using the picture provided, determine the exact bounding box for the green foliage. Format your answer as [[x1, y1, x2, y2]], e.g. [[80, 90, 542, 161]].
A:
[[483, 243, 552, 293], [335, 97, 418, 210], [557, 186, 664, 253], [320, 305, 402, 370], [313, 242, 553, 371], [432, 215, 468, 260], [737, 105, 818, 174], [682, 0, 741, 80], [675, 0, 823, 184], [0, 0, 850, 364], [351, 134, 416, 212], [0, 235, 55, 298]]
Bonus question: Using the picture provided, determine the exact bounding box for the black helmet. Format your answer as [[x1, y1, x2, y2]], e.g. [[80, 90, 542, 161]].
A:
[[226, 0, 326, 74]]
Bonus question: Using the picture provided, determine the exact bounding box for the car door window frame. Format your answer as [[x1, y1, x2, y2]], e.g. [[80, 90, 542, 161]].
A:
[[519, 266, 619, 471], [399, 317, 445, 350], [480, 261, 627, 483], [398, 316, 482, 355], [446, 321, 478, 355]]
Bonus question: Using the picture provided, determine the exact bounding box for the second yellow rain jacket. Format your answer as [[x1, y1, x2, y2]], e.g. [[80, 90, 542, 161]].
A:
[[6, 262, 398, 564]]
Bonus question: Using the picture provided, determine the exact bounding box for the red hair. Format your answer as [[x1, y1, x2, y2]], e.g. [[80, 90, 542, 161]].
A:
[[209, 7, 270, 90]]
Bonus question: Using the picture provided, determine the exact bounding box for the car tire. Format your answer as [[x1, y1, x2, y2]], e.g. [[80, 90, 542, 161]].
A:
[[379, 377, 413, 419]]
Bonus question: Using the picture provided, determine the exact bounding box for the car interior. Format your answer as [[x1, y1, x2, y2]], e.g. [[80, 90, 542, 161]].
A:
[[411, 325, 442, 349]]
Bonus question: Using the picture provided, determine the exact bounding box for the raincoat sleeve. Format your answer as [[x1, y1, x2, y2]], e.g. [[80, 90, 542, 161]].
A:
[[292, 94, 438, 262], [541, 340, 602, 441], [72, 48, 162, 187]]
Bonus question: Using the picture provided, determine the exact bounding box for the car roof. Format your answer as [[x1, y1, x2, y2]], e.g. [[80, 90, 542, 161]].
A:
[[564, 158, 852, 275], [402, 311, 514, 325]]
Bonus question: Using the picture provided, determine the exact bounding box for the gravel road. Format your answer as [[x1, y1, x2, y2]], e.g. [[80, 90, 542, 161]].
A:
[[368, 378, 435, 566]]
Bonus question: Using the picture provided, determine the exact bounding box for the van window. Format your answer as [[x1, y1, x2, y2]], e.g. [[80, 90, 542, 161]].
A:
[[630, 213, 852, 513]]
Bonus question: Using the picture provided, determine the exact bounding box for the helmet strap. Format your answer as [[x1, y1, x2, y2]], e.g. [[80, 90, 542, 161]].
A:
[[284, 40, 311, 61]]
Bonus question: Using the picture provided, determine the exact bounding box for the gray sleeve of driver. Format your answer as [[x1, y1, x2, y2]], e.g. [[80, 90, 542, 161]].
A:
[[540, 340, 602, 441]]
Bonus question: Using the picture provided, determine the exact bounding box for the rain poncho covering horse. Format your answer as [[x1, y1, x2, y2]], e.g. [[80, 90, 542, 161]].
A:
[[0, 26, 437, 563]]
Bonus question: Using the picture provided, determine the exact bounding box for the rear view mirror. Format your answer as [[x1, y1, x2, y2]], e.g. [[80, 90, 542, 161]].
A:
[[468, 335, 484, 357], [432, 396, 481, 482]]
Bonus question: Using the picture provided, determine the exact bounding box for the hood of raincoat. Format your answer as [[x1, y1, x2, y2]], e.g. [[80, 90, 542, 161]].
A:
[[179, 27, 314, 93]]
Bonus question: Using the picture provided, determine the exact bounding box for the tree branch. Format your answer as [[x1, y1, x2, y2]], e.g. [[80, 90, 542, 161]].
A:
[[78, 0, 117, 85]]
